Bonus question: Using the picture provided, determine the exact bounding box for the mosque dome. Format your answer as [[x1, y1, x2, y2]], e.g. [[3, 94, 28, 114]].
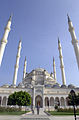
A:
[[1, 84, 9, 88], [23, 68, 56, 86], [18, 83, 25, 88], [52, 83, 60, 88], [61, 85, 67, 88], [68, 84, 75, 89]]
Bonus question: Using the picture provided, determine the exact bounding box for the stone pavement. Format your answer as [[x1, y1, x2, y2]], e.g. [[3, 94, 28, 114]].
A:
[[0, 115, 76, 120], [0, 110, 77, 120]]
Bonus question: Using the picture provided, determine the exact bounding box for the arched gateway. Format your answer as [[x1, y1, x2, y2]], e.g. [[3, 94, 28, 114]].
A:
[[35, 95, 43, 108]]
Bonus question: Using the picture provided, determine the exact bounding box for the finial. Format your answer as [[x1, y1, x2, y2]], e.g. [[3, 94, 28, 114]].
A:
[[53, 57, 55, 62], [19, 39, 22, 43], [8, 13, 13, 21], [58, 37, 60, 44], [25, 56, 26, 61], [67, 14, 71, 22]]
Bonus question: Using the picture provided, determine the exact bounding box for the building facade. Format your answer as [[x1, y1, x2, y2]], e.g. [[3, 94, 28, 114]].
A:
[[0, 68, 79, 111]]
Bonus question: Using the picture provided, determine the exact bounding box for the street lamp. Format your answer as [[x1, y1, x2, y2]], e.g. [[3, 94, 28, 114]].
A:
[[70, 90, 76, 120]]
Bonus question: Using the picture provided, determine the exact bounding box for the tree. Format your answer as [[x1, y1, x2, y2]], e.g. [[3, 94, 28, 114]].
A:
[[7, 91, 31, 106], [68, 90, 79, 106]]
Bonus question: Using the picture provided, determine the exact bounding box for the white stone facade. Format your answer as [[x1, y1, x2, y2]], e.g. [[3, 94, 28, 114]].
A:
[[0, 68, 79, 111]]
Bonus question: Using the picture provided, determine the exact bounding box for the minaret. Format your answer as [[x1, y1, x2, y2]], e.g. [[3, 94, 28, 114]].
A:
[[67, 14, 79, 69], [0, 15, 12, 66], [58, 38, 66, 85], [23, 57, 27, 81], [13, 40, 22, 86], [53, 57, 56, 82]]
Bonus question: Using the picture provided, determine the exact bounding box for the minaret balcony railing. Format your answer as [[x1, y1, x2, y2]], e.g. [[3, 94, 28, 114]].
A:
[[71, 39, 78, 44], [60, 65, 64, 68], [59, 55, 63, 58], [15, 64, 19, 68], [5, 27, 11, 31], [69, 27, 74, 32], [1, 39, 7, 43]]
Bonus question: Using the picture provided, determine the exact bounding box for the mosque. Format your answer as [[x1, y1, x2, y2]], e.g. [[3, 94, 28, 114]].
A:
[[0, 15, 79, 111]]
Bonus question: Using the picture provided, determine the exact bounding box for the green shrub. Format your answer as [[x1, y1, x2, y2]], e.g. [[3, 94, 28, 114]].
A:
[[54, 105, 58, 110], [57, 108, 79, 112], [0, 106, 21, 112]]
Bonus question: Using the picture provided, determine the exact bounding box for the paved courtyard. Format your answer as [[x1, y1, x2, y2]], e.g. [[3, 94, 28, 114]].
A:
[[0, 111, 76, 120], [0, 115, 75, 120]]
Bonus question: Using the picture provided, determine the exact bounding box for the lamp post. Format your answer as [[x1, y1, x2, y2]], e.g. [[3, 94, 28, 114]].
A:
[[70, 90, 76, 120]]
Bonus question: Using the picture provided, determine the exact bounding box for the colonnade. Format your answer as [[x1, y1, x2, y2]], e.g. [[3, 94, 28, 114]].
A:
[[44, 96, 69, 107], [0, 96, 69, 107]]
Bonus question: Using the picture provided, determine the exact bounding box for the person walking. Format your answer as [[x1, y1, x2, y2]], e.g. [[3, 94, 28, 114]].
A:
[[37, 103, 40, 115]]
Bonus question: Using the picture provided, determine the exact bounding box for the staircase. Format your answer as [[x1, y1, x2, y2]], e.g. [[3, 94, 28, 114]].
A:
[[21, 108, 51, 120], [21, 115, 50, 120], [34, 108, 44, 115]]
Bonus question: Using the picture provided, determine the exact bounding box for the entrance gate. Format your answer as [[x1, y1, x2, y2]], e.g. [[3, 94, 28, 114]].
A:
[[35, 95, 43, 108]]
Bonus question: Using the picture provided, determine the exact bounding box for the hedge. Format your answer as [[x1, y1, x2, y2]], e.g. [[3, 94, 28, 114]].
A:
[[0, 106, 21, 112], [57, 108, 79, 112]]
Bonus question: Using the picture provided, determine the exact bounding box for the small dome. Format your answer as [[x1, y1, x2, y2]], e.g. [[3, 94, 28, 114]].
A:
[[53, 83, 60, 88], [45, 84, 52, 88], [18, 83, 25, 88], [68, 84, 75, 89], [9, 84, 16, 88], [61, 85, 67, 88], [1, 84, 9, 88]]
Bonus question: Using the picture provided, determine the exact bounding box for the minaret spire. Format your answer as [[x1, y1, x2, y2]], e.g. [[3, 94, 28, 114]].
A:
[[53, 57, 56, 82], [67, 14, 71, 23], [23, 56, 27, 81], [67, 15, 79, 69], [0, 15, 12, 66], [13, 40, 22, 86], [58, 38, 66, 85]]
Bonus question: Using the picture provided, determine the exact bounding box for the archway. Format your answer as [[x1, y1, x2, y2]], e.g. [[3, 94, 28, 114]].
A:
[[0, 97, 2, 105], [66, 97, 69, 106], [45, 97, 49, 106], [60, 97, 65, 106], [2, 96, 7, 106], [55, 97, 60, 106], [50, 97, 54, 106], [35, 95, 43, 108]]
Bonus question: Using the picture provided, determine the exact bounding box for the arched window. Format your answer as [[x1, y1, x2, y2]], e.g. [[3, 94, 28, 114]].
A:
[[45, 97, 49, 106], [60, 97, 65, 106], [2, 96, 7, 106], [50, 97, 54, 106], [55, 97, 60, 106]]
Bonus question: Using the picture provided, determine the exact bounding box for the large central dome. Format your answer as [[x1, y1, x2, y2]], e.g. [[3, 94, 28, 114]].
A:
[[22, 68, 57, 87], [34, 68, 46, 72]]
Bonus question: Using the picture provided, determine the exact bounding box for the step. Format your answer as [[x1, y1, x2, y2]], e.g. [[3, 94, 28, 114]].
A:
[[21, 118, 50, 120]]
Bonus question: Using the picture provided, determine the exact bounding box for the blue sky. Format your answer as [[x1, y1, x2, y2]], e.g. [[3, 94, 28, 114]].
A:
[[0, 0, 79, 86]]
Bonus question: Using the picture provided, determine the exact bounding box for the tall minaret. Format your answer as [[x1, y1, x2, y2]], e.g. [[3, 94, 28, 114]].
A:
[[53, 57, 56, 82], [67, 14, 79, 69], [0, 15, 12, 66], [13, 40, 22, 86], [58, 38, 66, 85], [23, 56, 27, 81]]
